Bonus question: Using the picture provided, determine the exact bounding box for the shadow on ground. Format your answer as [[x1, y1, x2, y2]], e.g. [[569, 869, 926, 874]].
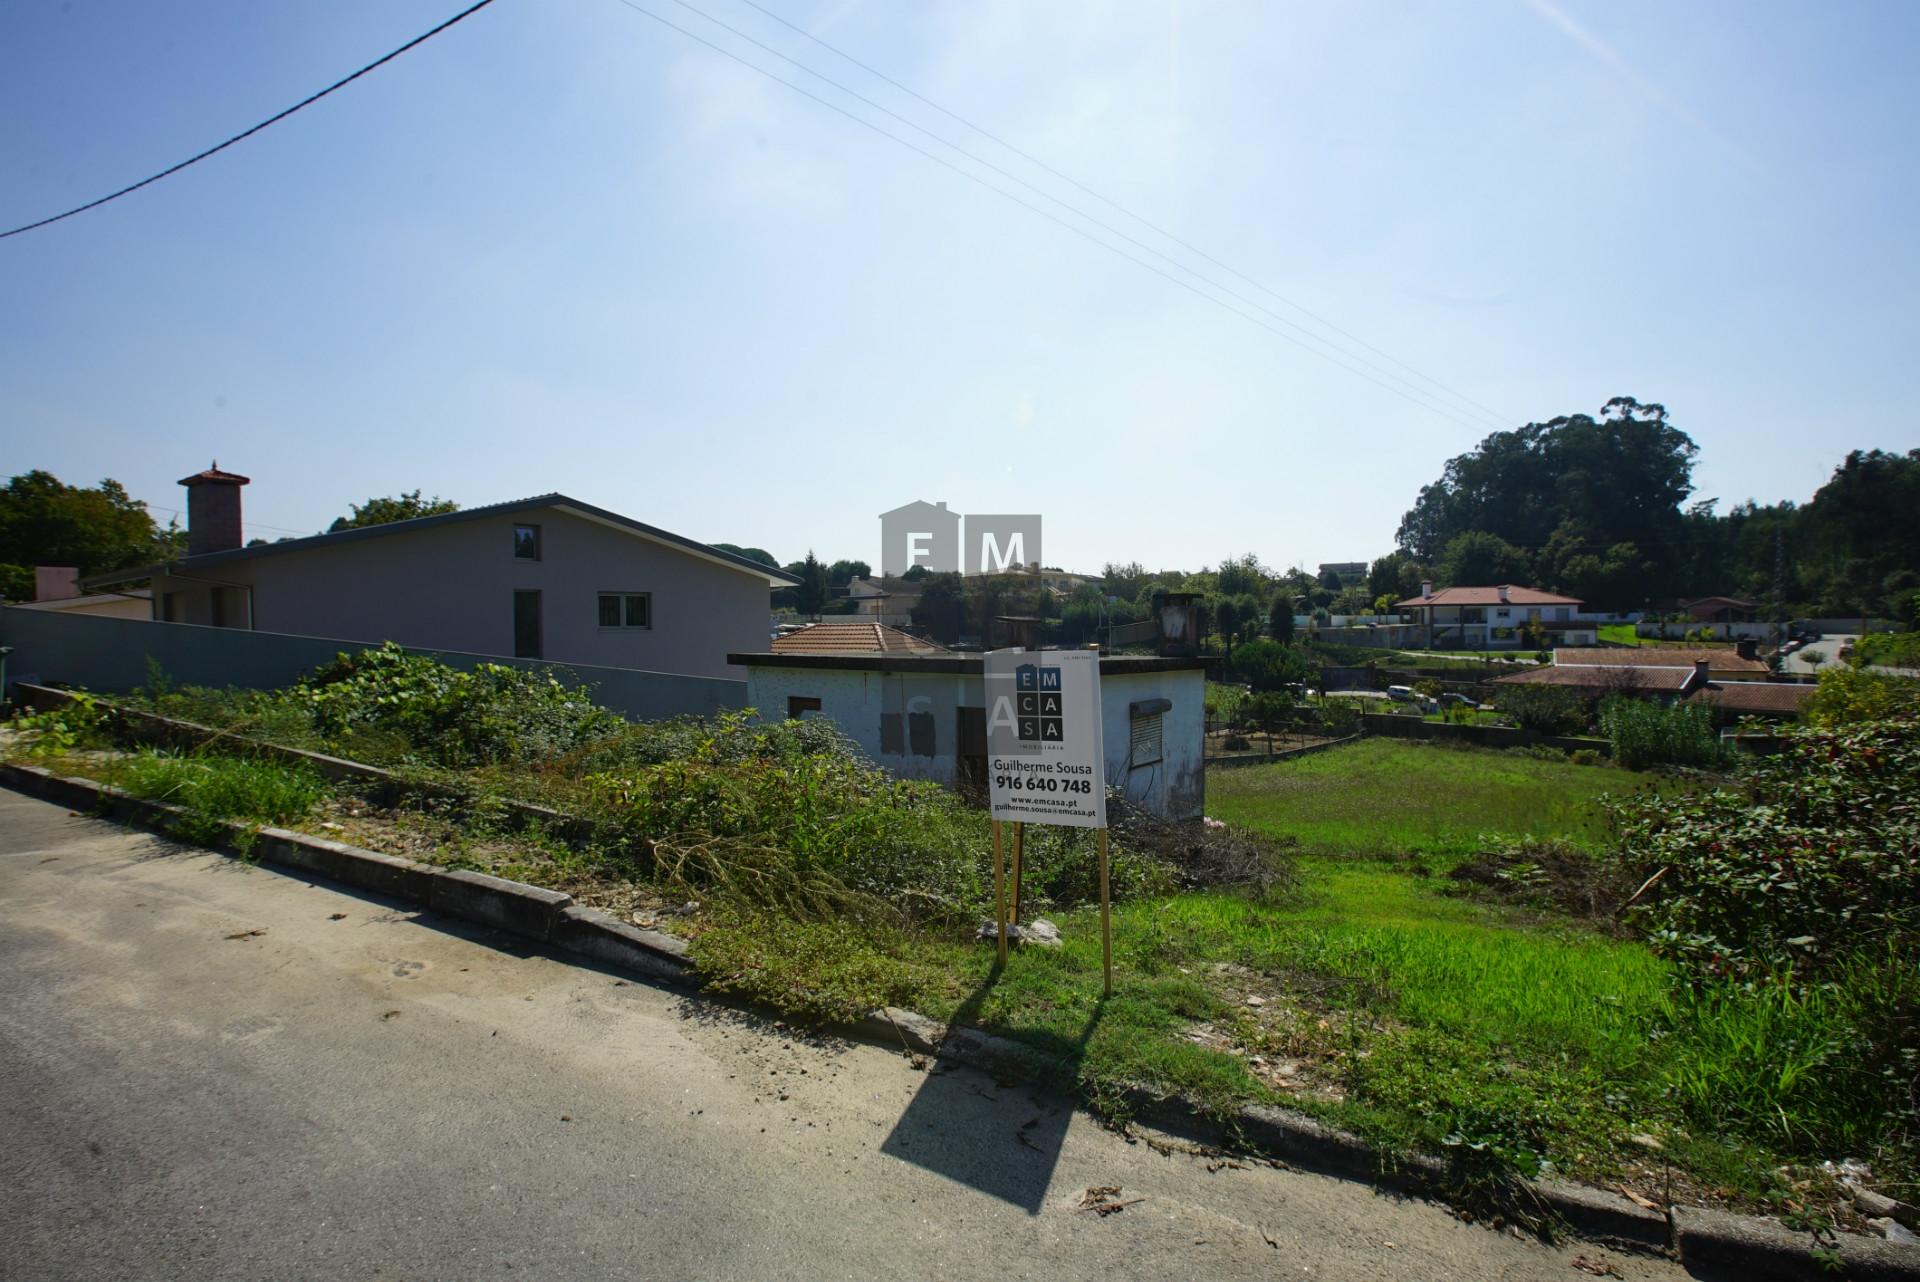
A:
[[879, 965, 1103, 1214]]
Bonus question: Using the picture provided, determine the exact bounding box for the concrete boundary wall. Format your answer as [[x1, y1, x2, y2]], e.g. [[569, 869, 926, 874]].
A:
[[0, 606, 744, 722], [1360, 712, 1611, 755]]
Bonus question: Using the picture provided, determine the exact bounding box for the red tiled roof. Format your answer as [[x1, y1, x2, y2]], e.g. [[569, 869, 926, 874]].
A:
[[177, 464, 250, 486], [1685, 682, 1814, 715], [1394, 585, 1583, 607], [1555, 646, 1768, 673], [1492, 665, 1695, 691], [771, 622, 948, 655]]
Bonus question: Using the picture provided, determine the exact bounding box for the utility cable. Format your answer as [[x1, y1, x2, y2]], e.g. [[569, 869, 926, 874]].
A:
[[0, 0, 500, 240], [667, 0, 1502, 429], [731, 0, 1514, 431], [610, 0, 1497, 437]]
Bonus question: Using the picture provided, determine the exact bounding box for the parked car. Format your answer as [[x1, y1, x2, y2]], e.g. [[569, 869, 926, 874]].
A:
[[1386, 685, 1417, 702], [1439, 692, 1477, 709]]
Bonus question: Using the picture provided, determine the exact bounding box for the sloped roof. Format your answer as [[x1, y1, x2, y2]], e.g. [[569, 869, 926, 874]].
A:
[[87, 493, 797, 588], [1685, 681, 1813, 715], [771, 622, 949, 655], [1492, 665, 1695, 692], [1395, 585, 1583, 607], [1555, 646, 1768, 673]]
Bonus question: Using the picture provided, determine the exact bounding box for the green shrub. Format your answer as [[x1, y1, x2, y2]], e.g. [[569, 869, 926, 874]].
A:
[[5, 691, 112, 758], [1803, 666, 1920, 727], [1569, 748, 1603, 766], [1493, 683, 1589, 735], [1609, 718, 1920, 982], [1599, 696, 1730, 770], [1854, 630, 1920, 670], [290, 642, 625, 766]]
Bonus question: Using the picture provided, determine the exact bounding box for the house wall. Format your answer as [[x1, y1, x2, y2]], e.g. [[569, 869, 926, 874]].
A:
[[741, 663, 1206, 819], [13, 594, 152, 620], [0, 606, 744, 721], [149, 508, 771, 679]]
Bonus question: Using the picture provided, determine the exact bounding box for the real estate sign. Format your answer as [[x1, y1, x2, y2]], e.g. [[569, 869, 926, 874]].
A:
[[983, 647, 1106, 829]]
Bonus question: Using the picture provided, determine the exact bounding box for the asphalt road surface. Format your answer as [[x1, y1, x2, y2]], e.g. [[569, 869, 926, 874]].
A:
[[0, 787, 1692, 1281]]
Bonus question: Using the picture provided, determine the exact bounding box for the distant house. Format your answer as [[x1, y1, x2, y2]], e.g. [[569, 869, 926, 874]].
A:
[[1679, 596, 1758, 625], [10, 566, 150, 620], [1394, 582, 1595, 650], [1493, 647, 1802, 717], [772, 622, 947, 656], [1317, 561, 1369, 584], [731, 649, 1207, 819], [88, 467, 796, 680], [843, 576, 925, 628]]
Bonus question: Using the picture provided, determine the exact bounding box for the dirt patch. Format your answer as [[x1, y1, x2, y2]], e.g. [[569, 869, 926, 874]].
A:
[[1444, 840, 1637, 928]]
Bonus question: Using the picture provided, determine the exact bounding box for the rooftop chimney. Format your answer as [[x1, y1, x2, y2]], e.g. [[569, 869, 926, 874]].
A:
[[34, 565, 80, 601], [1735, 637, 1757, 661], [1421, 580, 1434, 599], [178, 462, 250, 557], [1689, 659, 1711, 692], [1498, 584, 1510, 603]]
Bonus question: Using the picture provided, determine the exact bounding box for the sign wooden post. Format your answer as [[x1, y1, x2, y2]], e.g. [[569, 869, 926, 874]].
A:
[[983, 647, 1110, 986], [1009, 822, 1025, 924], [992, 819, 1008, 965], [1097, 827, 1112, 997]]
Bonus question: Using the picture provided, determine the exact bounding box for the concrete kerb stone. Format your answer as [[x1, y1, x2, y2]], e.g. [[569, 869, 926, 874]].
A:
[[1674, 1204, 1920, 1281], [7, 761, 1917, 1278], [429, 868, 572, 943]]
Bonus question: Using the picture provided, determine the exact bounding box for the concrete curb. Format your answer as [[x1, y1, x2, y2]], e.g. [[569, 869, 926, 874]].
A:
[[6, 760, 1916, 1277]]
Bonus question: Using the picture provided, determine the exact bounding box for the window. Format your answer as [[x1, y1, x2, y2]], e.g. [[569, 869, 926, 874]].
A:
[[908, 711, 936, 757], [787, 696, 821, 720], [513, 523, 542, 561], [1130, 712, 1164, 768], [210, 587, 229, 629], [597, 592, 651, 629], [513, 590, 542, 659], [160, 592, 180, 622]]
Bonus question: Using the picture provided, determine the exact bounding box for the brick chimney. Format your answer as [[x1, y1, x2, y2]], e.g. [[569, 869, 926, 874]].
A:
[[178, 463, 250, 556], [1688, 659, 1711, 692], [34, 565, 80, 601]]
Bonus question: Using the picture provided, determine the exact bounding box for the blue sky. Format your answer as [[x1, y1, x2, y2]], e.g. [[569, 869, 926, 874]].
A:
[[3, 0, 1915, 574]]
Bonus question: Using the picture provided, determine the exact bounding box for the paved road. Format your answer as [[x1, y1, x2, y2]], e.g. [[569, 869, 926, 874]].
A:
[[1782, 633, 1855, 675], [0, 788, 1691, 1281]]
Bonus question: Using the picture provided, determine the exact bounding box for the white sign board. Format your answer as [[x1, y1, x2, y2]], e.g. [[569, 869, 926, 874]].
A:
[[984, 647, 1107, 829]]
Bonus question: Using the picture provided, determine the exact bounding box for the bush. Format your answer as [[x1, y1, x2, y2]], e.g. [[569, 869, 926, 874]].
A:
[[1608, 717, 1920, 982], [1803, 666, 1920, 727], [1599, 696, 1730, 770], [290, 643, 626, 767], [1492, 683, 1589, 735], [112, 750, 330, 848], [1854, 630, 1920, 670]]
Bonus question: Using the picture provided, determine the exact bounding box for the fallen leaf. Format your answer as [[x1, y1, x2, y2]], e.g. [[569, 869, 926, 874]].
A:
[[1571, 1254, 1622, 1278], [380, 1009, 400, 1020], [327, 913, 347, 921], [224, 928, 267, 940], [1614, 1185, 1661, 1211]]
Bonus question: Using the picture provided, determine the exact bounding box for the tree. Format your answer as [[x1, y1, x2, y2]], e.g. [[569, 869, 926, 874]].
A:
[[1317, 566, 1344, 592], [1216, 553, 1268, 597], [825, 559, 870, 588], [328, 490, 458, 532], [1267, 593, 1295, 644], [1437, 530, 1532, 586], [0, 471, 171, 600], [909, 572, 967, 643], [1396, 398, 1697, 597], [1234, 639, 1313, 692], [902, 564, 929, 582], [792, 551, 829, 616], [713, 543, 779, 568], [1243, 689, 1294, 752], [1101, 561, 1147, 600]]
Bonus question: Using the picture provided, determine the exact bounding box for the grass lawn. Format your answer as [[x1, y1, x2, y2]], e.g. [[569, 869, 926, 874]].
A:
[[1596, 624, 1641, 646], [1207, 737, 1652, 860]]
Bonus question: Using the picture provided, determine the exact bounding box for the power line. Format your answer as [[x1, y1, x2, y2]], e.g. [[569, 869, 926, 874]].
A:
[[607, 0, 1499, 437], [0, 0, 501, 240], [664, 0, 1505, 431], [730, 0, 1515, 432]]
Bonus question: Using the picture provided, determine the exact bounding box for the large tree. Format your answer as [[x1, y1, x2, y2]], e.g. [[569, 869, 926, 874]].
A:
[[1397, 397, 1697, 597], [0, 471, 174, 600], [328, 491, 458, 532]]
